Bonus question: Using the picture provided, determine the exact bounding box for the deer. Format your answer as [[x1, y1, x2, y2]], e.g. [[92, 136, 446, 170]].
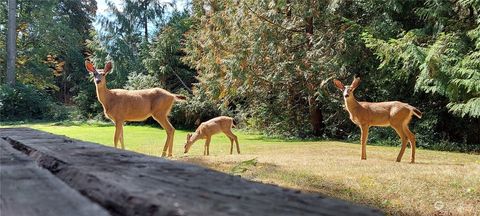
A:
[[85, 60, 186, 157], [333, 77, 422, 163], [184, 116, 240, 156]]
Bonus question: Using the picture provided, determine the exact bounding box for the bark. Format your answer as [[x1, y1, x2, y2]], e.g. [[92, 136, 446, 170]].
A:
[[308, 96, 325, 136], [305, 1, 324, 136], [6, 0, 17, 85], [143, 0, 149, 42]]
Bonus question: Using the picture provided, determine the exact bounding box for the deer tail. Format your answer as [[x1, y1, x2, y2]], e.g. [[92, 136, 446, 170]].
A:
[[412, 107, 422, 119], [174, 94, 187, 101]]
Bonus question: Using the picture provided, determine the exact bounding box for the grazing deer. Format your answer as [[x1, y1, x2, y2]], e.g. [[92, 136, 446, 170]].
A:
[[85, 60, 185, 157], [333, 77, 422, 163], [184, 116, 240, 156]]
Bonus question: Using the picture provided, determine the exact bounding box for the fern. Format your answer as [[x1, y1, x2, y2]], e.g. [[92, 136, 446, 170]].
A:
[[230, 158, 258, 176], [363, 28, 480, 118], [447, 97, 480, 117]]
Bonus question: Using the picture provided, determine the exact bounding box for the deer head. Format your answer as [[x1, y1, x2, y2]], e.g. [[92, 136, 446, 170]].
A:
[[333, 77, 361, 99], [184, 133, 202, 153], [85, 61, 113, 85], [184, 133, 193, 153]]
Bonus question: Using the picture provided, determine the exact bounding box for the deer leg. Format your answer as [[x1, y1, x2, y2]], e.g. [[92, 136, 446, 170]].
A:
[[404, 126, 416, 163], [224, 132, 234, 154], [229, 137, 234, 155], [234, 136, 240, 154], [224, 130, 240, 154], [120, 131, 125, 149], [154, 115, 175, 157], [205, 137, 211, 156], [116, 121, 125, 150], [393, 126, 407, 162], [360, 125, 369, 160], [203, 141, 207, 156], [114, 122, 121, 148]]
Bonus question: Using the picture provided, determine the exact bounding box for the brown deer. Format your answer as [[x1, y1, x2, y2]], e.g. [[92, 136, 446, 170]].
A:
[[333, 77, 422, 163], [184, 116, 240, 156], [85, 60, 185, 157]]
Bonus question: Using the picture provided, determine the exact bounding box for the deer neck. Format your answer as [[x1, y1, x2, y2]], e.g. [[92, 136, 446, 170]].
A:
[[344, 95, 361, 115], [95, 83, 111, 108], [189, 132, 202, 145], [192, 131, 204, 141]]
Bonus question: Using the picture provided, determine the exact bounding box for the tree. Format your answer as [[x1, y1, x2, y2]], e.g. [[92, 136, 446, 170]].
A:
[[143, 10, 195, 91], [55, 0, 97, 103], [97, 0, 169, 88], [6, 0, 16, 85], [363, 0, 480, 118], [183, 0, 355, 137]]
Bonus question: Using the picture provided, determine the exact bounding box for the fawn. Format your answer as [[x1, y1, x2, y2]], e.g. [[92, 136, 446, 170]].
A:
[[184, 116, 240, 156]]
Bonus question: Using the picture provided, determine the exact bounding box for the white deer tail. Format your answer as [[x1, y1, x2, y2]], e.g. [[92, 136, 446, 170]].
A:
[[412, 107, 422, 119]]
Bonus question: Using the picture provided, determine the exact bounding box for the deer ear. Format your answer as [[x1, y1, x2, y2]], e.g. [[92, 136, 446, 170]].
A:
[[104, 61, 113, 74], [351, 77, 361, 89], [333, 79, 345, 91], [85, 60, 96, 73]]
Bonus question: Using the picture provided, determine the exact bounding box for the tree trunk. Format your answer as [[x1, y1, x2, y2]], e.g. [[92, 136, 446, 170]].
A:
[[143, 0, 149, 42], [144, 18, 148, 42], [305, 1, 323, 136], [308, 97, 324, 136], [6, 0, 17, 86]]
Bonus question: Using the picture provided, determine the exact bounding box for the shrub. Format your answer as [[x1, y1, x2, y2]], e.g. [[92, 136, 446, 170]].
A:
[[0, 84, 68, 121], [124, 73, 162, 90], [170, 91, 222, 129], [72, 83, 104, 120]]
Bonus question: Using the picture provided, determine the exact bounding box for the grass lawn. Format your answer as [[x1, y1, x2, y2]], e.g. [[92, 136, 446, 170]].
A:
[[2, 122, 479, 215]]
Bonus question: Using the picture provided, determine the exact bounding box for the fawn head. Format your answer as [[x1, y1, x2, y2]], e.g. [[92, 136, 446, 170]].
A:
[[333, 77, 361, 99], [184, 133, 194, 153], [85, 61, 112, 85]]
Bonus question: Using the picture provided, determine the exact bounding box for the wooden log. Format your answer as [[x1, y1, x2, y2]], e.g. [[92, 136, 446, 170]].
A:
[[0, 138, 110, 216], [0, 128, 383, 216]]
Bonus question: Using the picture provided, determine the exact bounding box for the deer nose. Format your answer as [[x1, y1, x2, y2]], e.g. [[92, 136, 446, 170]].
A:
[[344, 94, 350, 98], [95, 79, 101, 84]]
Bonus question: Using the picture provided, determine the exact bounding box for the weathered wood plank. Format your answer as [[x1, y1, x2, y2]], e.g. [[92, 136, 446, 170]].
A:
[[0, 138, 110, 216], [0, 128, 383, 216]]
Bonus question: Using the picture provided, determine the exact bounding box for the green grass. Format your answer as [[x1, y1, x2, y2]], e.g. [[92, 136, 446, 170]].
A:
[[2, 122, 479, 215]]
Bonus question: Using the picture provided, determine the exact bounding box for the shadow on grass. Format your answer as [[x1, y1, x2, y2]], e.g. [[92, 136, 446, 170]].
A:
[[242, 134, 328, 143], [178, 156, 429, 215], [413, 161, 465, 166], [0, 120, 114, 127], [51, 120, 112, 127]]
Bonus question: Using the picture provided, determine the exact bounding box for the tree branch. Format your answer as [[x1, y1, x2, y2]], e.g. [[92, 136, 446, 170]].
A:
[[171, 69, 192, 93], [244, 4, 304, 33]]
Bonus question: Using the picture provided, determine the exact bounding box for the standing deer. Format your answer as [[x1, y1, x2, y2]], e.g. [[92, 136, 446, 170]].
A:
[[184, 116, 240, 156], [85, 60, 185, 157], [333, 77, 422, 163]]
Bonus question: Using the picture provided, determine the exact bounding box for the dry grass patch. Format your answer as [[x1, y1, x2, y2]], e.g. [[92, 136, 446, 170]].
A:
[[178, 142, 480, 216]]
